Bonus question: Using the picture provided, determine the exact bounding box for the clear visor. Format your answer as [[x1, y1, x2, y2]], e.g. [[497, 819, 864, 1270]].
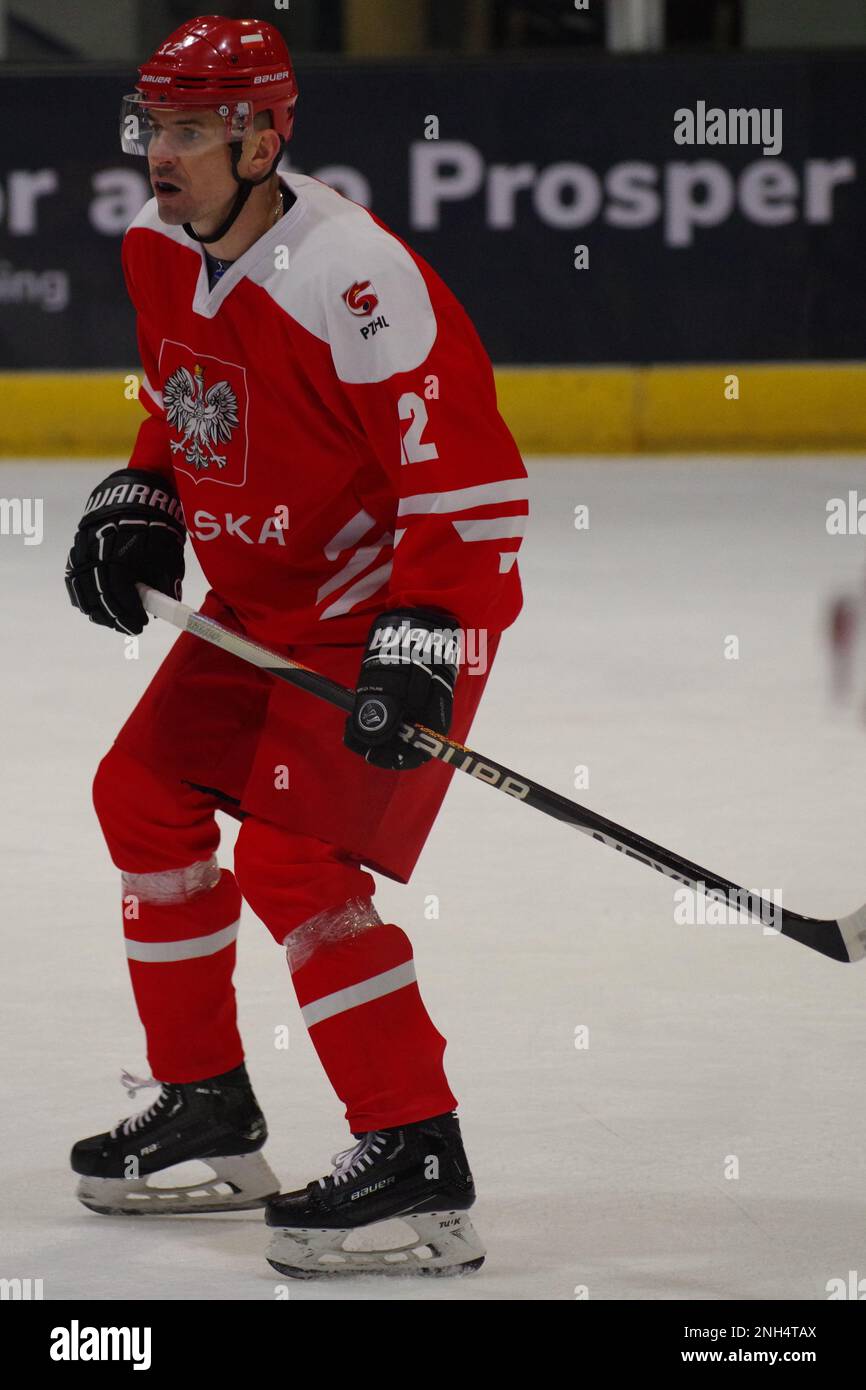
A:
[[120, 93, 253, 157]]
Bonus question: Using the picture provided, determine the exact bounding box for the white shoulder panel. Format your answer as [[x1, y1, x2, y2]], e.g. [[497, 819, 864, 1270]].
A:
[[251, 173, 438, 385], [124, 197, 192, 249]]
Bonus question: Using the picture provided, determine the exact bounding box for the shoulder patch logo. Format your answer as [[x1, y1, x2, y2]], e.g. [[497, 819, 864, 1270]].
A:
[[159, 341, 249, 488], [343, 280, 379, 317]]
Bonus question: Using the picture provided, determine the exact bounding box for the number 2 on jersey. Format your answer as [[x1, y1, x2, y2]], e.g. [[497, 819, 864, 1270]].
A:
[[398, 392, 439, 465]]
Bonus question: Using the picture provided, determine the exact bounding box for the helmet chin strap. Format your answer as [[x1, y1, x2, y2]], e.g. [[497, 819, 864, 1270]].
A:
[[183, 138, 285, 246]]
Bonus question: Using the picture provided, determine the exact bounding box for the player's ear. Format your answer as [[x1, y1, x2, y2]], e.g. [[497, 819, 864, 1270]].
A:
[[261, 127, 282, 167], [240, 113, 280, 178], [238, 128, 278, 179]]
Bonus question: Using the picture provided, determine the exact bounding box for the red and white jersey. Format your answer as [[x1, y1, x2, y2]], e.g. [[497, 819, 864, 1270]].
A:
[[123, 170, 528, 649]]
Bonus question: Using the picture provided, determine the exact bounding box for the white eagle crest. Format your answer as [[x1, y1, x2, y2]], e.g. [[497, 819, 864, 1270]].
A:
[[163, 362, 239, 471]]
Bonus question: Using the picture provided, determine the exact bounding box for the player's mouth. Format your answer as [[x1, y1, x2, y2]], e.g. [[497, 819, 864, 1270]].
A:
[[153, 179, 183, 198]]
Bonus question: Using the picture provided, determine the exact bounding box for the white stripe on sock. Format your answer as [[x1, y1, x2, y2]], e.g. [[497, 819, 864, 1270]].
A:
[[301, 960, 417, 1027], [125, 919, 239, 963]]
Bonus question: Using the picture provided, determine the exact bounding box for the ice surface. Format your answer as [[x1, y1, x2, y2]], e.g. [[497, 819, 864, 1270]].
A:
[[2, 454, 866, 1302]]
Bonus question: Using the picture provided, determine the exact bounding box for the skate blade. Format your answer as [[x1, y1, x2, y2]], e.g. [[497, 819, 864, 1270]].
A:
[[76, 1151, 280, 1216], [266, 1209, 486, 1278]]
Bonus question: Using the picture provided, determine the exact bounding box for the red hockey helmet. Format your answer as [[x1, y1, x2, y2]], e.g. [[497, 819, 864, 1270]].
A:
[[121, 15, 298, 156]]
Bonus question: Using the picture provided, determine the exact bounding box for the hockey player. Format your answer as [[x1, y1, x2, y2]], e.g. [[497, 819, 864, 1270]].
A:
[[65, 15, 527, 1277]]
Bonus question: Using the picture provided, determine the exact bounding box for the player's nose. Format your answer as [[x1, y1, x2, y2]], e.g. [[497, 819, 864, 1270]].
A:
[[148, 128, 176, 162]]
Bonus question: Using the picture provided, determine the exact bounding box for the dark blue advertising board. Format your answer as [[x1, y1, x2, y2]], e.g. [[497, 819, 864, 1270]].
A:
[[0, 54, 863, 368]]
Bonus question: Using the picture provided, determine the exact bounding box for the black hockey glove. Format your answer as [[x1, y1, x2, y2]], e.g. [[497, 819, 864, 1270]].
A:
[[65, 469, 186, 636], [344, 608, 460, 771]]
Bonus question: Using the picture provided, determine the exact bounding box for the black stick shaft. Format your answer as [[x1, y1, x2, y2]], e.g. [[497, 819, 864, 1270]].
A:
[[139, 587, 855, 964]]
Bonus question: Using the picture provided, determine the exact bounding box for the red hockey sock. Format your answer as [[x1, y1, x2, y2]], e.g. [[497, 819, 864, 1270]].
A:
[[234, 817, 458, 1131], [289, 912, 458, 1132], [93, 746, 244, 1083], [122, 866, 244, 1084]]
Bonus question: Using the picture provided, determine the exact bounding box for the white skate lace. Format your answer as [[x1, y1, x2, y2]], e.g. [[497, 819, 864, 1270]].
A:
[[321, 1131, 388, 1188], [109, 1070, 166, 1139]]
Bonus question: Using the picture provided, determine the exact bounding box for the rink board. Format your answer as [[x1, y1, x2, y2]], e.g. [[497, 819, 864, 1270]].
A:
[[2, 363, 865, 457]]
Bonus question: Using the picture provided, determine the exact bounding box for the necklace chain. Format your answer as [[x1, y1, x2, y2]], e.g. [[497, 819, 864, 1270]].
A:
[[210, 187, 283, 270]]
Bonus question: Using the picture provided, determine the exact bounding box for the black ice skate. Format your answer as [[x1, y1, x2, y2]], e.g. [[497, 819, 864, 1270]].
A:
[[265, 1111, 485, 1277], [71, 1063, 279, 1215]]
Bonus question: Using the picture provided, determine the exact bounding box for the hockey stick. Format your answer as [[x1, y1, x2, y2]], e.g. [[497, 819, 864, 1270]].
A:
[[137, 584, 866, 965]]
